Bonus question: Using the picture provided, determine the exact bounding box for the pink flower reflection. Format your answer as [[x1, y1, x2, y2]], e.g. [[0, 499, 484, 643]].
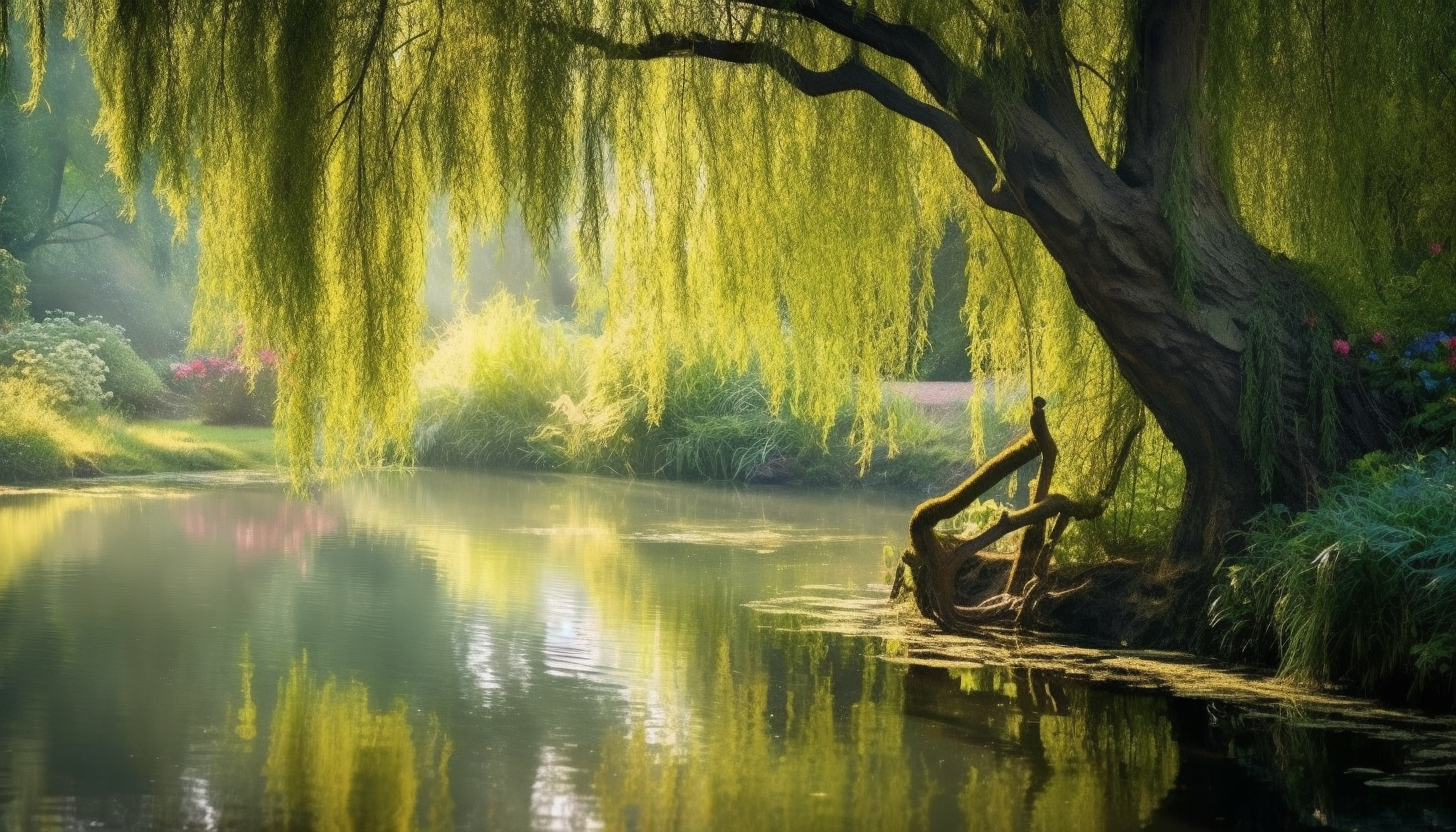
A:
[[178, 498, 338, 570]]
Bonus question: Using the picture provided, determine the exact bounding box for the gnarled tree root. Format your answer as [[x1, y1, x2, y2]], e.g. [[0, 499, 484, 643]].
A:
[[895, 397, 1142, 636]]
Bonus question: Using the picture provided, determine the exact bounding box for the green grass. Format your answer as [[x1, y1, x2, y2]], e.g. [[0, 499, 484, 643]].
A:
[[1211, 450, 1456, 706], [114, 420, 278, 470], [1, 378, 277, 484]]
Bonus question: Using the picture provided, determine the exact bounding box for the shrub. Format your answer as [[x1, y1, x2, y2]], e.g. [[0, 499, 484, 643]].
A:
[[0, 312, 167, 412], [1347, 313, 1456, 447], [170, 352, 278, 426], [78, 321, 167, 413], [1211, 451, 1456, 706], [416, 293, 585, 467]]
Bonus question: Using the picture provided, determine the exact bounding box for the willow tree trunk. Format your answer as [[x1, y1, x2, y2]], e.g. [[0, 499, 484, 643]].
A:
[[979, 0, 1388, 565]]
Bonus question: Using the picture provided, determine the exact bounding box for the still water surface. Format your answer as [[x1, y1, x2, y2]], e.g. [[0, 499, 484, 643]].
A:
[[0, 470, 1453, 831]]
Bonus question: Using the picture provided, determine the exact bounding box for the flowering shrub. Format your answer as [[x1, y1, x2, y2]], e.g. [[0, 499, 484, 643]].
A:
[[0, 312, 165, 412], [0, 316, 112, 409], [170, 349, 278, 425], [1353, 312, 1456, 445]]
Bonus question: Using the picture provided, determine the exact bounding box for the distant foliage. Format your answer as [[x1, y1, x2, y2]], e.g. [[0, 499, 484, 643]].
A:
[[0, 250, 28, 323], [170, 350, 278, 426], [416, 293, 969, 487], [1212, 451, 1456, 706]]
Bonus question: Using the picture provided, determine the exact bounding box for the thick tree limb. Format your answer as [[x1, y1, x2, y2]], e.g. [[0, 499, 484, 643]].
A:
[[569, 28, 1019, 213], [1006, 398, 1058, 595]]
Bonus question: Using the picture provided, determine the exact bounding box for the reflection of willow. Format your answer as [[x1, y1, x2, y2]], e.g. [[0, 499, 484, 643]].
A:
[[223, 644, 454, 832], [593, 638, 1179, 832], [944, 667, 1179, 832], [340, 477, 699, 698], [0, 495, 104, 593], [594, 634, 927, 832]]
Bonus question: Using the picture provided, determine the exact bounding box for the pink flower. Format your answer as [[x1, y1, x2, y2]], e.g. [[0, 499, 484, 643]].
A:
[[1332, 339, 1350, 356], [1371, 331, 1386, 345], [1430, 241, 1444, 255], [1445, 337, 1456, 350]]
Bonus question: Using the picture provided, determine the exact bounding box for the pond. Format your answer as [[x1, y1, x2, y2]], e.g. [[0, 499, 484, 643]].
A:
[[0, 470, 1453, 831]]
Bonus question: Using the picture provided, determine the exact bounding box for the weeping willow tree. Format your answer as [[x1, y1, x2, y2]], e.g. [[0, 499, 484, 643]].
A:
[[3, 1, 1452, 602]]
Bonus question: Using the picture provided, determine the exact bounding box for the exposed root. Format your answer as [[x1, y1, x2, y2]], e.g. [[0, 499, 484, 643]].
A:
[[899, 398, 1144, 638]]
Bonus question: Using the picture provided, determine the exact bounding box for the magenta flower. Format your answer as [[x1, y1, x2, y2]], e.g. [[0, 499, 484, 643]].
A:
[[1371, 331, 1386, 345], [1332, 339, 1350, 356], [1431, 241, 1444, 255]]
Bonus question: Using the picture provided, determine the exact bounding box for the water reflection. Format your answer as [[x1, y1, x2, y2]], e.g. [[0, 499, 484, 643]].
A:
[[943, 668, 1179, 832], [179, 495, 338, 562], [0, 471, 1451, 831], [258, 653, 453, 832], [595, 634, 924, 832]]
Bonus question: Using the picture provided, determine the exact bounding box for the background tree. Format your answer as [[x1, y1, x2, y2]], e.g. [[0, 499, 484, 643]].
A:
[[5, 0, 1453, 576], [2, 14, 194, 356]]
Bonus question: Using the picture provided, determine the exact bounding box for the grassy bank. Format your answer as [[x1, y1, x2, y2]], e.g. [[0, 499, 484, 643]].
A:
[[0, 383, 275, 484], [1211, 450, 1456, 707]]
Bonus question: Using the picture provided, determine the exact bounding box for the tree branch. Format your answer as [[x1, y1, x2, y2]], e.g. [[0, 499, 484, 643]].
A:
[[571, 28, 1020, 213]]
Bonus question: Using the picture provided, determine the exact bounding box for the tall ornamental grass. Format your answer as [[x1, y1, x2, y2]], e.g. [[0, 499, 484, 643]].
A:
[[1211, 451, 1456, 705]]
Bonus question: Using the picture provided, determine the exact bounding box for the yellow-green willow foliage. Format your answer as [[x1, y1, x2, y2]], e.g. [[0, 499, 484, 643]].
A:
[[5, 1, 1445, 539], [1206, 1, 1456, 331], [4, 1, 1155, 497]]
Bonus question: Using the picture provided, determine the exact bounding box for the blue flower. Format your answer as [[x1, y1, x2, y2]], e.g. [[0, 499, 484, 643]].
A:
[[1368, 351, 1381, 361]]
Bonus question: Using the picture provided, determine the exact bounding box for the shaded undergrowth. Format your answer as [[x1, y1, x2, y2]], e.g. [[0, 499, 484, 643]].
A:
[[1211, 450, 1456, 707]]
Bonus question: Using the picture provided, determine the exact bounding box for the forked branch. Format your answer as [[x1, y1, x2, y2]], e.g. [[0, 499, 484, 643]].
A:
[[899, 398, 1143, 631]]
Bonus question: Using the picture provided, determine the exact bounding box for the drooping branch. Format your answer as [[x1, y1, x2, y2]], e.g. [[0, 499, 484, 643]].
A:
[[569, 27, 1020, 213]]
